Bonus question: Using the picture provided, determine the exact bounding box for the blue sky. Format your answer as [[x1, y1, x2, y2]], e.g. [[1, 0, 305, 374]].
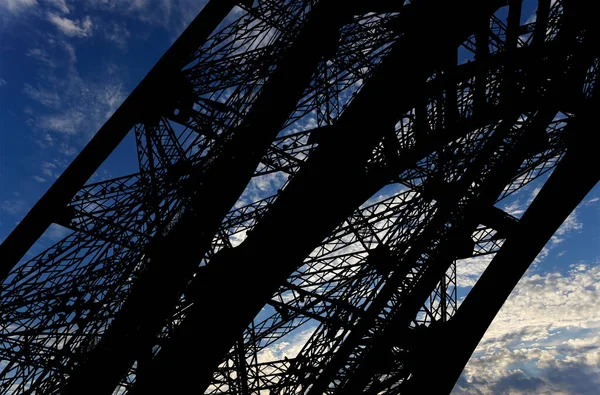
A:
[[0, 0, 207, 244], [1, 0, 599, 393]]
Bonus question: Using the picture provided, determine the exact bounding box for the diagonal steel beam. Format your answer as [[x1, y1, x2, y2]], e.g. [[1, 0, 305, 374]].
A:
[[0, 0, 240, 281], [405, 122, 599, 395], [129, 1, 506, 393], [332, 5, 599, 391], [59, 2, 352, 393]]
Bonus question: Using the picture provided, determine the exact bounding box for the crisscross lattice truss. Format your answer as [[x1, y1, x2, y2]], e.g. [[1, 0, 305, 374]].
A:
[[1, 0, 598, 394]]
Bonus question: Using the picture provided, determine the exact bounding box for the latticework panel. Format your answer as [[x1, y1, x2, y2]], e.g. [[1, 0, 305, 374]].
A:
[[1, 0, 598, 394]]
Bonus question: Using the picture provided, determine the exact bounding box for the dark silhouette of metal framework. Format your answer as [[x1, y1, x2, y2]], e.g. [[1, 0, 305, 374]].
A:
[[1, 0, 599, 393]]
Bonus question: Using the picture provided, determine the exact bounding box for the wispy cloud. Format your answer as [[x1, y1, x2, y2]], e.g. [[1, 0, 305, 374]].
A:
[[24, 39, 126, 145], [0, 199, 27, 215], [46, 0, 69, 13], [23, 83, 61, 108], [234, 172, 289, 208], [45, 223, 70, 241], [84, 0, 148, 12], [257, 326, 317, 364], [550, 210, 582, 245], [39, 111, 84, 134], [585, 196, 599, 206], [503, 181, 548, 218], [83, 0, 208, 34], [41, 160, 58, 178], [459, 186, 585, 290], [38, 159, 67, 180], [103, 21, 131, 49], [1, 0, 38, 14], [26, 48, 55, 67], [456, 255, 494, 288], [47, 13, 93, 37], [503, 199, 525, 217], [533, 210, 584, 264]]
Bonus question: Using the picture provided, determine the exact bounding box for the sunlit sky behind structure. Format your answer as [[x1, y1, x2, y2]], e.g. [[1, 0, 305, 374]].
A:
[[0, 0, 599, 393]]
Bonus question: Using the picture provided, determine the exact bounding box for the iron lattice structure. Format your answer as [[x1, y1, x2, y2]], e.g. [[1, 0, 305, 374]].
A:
[[1, 0, 599, 394]]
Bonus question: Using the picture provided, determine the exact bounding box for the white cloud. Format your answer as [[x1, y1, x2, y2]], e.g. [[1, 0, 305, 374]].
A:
[[32, 175, 47, 183], [41, 161, 57, 177], [456, 255, 493, 288], [45, 0, 68, 13], [103, 21, 131, 48], [0, 0, 37, 13], [57, 142, 77, 156], [527, 186, 541, 205], [459, 192, 584, 289], [549, 210, 582, 246], [0, 199, 26, 215], [484, 263, 600, 338], [25, 41, 126, 140], [234, 172, 289, 208], [61, 40, 77, 63], [34, 132, 55, 149], [45, 223, 70, 241], [529, 208, 582, 265], [85, 0, 147, 11], [26, 48, 55, 67], [257, 326, 316, 364], [503, 199, 525, 217], [47, 13, 93, 37], [23, 83, 61, 108], [455, 261, 600, 394], [585, 196, 599, 205], [39, 110, 84, 134], [360, 183, 408, 208], [83, 0, 208, 34], [525, 12, 537, 25], [554, 211, 583, 237], [0, 78, 6, 86]]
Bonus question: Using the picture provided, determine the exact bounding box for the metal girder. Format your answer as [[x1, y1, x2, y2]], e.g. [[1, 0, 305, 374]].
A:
[[399, 26, 600, 391], [58, 2, 351, 394], [326, 6, 599, 393], [334, 110, 559, 395], [403, 119, 600, 395], [0, 2, 403, 391], [2, 0, 598, 394], [306, 104, 552, 395], [0, 0, 240, 281], [127, 1, 507, 393], [201, 2, 593, 394]]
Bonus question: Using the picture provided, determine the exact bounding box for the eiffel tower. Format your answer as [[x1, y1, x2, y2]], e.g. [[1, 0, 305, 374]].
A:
[[1, 0, 599, 393]]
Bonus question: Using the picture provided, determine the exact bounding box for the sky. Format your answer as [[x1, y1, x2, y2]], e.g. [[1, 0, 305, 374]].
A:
[[0, 0, 599, 393]]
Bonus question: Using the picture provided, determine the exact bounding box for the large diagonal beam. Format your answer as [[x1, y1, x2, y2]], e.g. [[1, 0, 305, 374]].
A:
[[403, 72, 600, 395], [324, 79, 568, 394], [262, 8, 586, 395], [60, 2, 350, 393], [333, 7, 598, 392], [407, 132, 599, 395], [0, 0, 240, 281], [130, 1, 506, 393], [336, 107, 558, 395]]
